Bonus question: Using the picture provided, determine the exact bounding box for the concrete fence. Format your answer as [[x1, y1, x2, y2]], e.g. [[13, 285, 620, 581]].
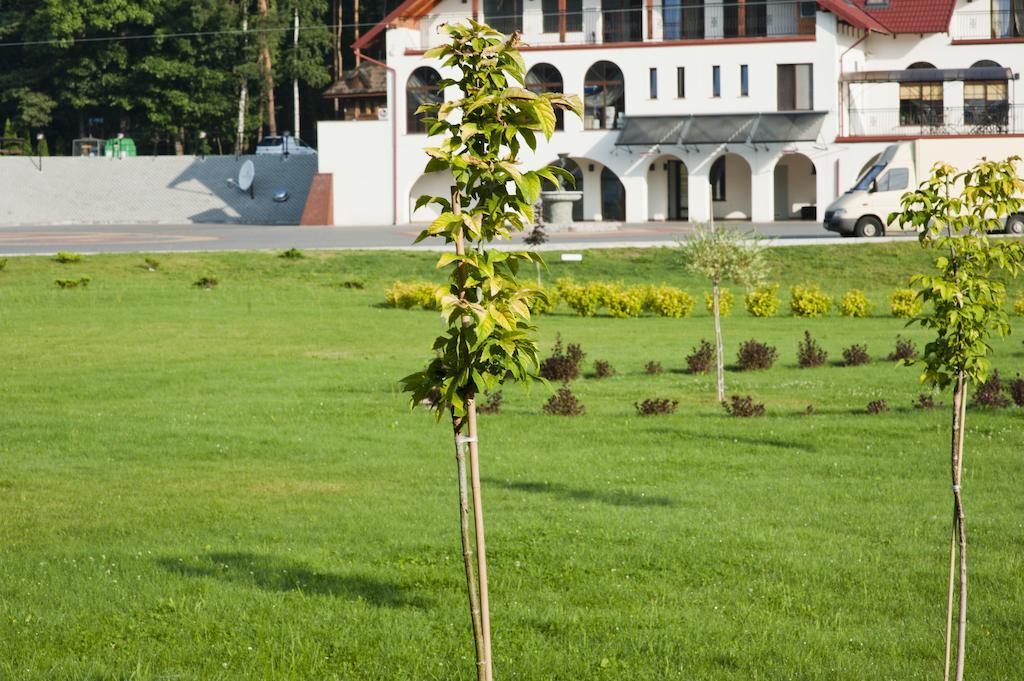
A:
[[0, 155, 316, 226]]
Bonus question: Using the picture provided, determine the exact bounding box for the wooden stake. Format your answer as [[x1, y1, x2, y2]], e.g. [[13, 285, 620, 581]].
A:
[[453, 415, 485, 681], [712, 278, 725, 403]]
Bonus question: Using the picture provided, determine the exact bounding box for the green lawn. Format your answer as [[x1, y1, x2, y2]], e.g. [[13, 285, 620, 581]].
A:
[[1, 244, 1022, 680]]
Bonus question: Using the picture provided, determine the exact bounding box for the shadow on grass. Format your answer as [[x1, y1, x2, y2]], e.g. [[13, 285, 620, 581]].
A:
[[485, 477, 674, 507], [659, 428, 818, 453], [157, 552, 429, 608]]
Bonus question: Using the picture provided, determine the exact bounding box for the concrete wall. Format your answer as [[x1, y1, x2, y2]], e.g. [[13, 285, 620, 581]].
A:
[[0, 155, 315, 226]]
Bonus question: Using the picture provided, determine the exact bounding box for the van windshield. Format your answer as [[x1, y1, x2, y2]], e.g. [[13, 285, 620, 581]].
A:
[[853, 164, 886, 191]]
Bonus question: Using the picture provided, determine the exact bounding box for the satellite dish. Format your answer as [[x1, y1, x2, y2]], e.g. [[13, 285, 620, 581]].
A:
[[238, 160, 256, 199]]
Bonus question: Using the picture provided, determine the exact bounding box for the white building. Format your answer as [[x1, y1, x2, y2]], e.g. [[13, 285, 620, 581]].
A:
[[317, 0, 1024, 226]]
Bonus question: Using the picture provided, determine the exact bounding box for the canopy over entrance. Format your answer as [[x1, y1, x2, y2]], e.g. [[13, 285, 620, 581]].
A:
[[616, 112, 826, 147]]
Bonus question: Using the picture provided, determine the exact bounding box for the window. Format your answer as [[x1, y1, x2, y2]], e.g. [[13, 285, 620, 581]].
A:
[[541, 0, 583, 33], [663, 0, 705, 39], [799, 1, 816, 17], [740, 65, 749, 97], [526, 63, 566, 130], [406, 67, 442, 134], [965, 81, 1009, 128], [584, 61, 626, 129], [484, 0, 522, 35], [710, 156, 726, 201], [676, 67, 685, 98], [712, 65, 721, 97], [899, 82, 943, 126], [875, 167, 909, 192], [602, 0, 643, 43], [649, 68, 658, 99], [777, 64, 813, 110], [992, 0, 1024, 38]]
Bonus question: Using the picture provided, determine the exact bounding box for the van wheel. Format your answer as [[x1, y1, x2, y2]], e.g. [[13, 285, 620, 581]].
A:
[[1006, 214, 1024, 235], [854, 216, 884, 238]]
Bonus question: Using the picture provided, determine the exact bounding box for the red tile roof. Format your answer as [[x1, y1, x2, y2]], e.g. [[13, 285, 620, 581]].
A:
[[816, 0, 890, 33], [853, 0, 957, 34]]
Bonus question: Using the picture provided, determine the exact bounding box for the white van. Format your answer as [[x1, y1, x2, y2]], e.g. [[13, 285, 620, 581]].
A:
[[823, 139, 1024, 237]]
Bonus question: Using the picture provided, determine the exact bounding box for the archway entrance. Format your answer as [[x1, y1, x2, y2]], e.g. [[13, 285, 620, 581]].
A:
[[710, 153, 751, 220], [773, 153, 817, 220], [408, 171, 454, 222], [646, 156, 688, 221]]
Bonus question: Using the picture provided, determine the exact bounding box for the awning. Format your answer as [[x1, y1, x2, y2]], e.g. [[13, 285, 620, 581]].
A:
[[616, 112, 826, 147], [841, 67, 1016, 83]]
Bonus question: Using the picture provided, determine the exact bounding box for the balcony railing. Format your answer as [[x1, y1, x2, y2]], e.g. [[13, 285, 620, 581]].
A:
[[951, 10, 1024, 40], [410, 1, 815, 50], [846, 105, 1024, 138]]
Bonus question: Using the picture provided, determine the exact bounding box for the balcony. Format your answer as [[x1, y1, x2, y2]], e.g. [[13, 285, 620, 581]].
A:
[[408, 1, 816, 51], [951, 10, 1024, 41], [846, 105, 1024, 139]]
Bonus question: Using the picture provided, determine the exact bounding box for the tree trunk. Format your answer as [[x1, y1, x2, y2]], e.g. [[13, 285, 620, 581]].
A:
[[452, 186, 493, 680], [943, 373, 968, 681], [173, 128, 185, 156], [235, 4, 249, 157], [258, 0, 277, 137], [712, 278, 725, 402], [452, 414, 485, 681], [293, 7, 300, 140]]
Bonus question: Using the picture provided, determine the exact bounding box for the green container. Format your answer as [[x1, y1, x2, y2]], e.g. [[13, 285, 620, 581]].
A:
[[104, 137, 137, 157]]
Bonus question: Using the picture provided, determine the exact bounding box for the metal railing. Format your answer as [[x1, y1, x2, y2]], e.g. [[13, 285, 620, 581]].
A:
[[411, 1, 815, 50], [951, 10, 1024, 40], [846, 105, 1024, 137]]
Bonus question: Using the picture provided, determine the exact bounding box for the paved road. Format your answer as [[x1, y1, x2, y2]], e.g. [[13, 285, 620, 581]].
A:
[[0, 220, 916, 256]]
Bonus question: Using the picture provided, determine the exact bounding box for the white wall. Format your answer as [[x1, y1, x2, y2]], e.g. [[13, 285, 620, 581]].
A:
[[318, 119, 392, 225]]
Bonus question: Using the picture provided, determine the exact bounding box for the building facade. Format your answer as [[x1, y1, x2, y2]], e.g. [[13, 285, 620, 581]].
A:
[[317, 0, 1024, 226]]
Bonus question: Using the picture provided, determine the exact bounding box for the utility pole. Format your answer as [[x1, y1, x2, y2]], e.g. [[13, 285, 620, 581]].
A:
[[258, 0, 277, 137], [293, 5, 300, 140], [235, 0, 250, 156]]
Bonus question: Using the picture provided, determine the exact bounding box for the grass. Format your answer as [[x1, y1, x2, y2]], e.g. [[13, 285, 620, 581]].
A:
[[1, 244, 1022, 680]]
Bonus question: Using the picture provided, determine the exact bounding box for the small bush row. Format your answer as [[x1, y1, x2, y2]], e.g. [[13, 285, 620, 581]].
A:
[[384, 281, 442, 310]]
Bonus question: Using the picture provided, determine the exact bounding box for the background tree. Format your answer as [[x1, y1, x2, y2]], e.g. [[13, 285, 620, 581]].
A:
[[679, 226, 769, 401], [890, 157, 1024, 681], [400, 21, 581, 681]]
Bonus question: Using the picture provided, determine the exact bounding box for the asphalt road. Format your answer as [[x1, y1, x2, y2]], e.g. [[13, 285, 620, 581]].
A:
[[0, 220, 917, 256]]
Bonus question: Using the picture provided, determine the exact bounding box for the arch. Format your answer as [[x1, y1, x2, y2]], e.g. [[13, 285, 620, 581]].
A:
[[526, 63, 565, 130], [600, 167, 626, 222], [554, 157, 622, 221], [971, 59, 1001, 68], [645, 155, 689, 221], [409, 170, 454, 222], [907, 61, 936, 70], [540, 157, 584, 222], [900, 62, 942, 127], [710, 153, 752, 221], [773, 153, 817, 221], [406, 67, 442, 135], [583, 61, 625, 130]]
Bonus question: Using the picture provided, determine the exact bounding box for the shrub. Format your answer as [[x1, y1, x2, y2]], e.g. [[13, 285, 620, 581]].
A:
[[736, 340, 778, 371], [704, 288, 734, 316], [539, 335, 585, 382], [280, 247, 304, 259], [889, 288, 922, 318], [593, 360, 615, 379], [543, 386, 585, 416], [1009, 374, 1024, 407], [1014, 294, 1024, 316], [143, 257, 160, 271], [744, 284, 780, 318], [644, 361, 664, 375], [607, 286, 645, 318], [529, 288, 559, 315], [888, 335, 919, 362], [789, 284, 832, 317], [193, 276, 219, 290], [842, 344, 871, 367], [635, 398, 678, 416], [556, 279, 601, 317], [645, 285, 695, 318], [339, 280, 365, 289], [384, 281, 441, 310], [0, 257, 8, 271], [686, 340, 715, 374], [971, 370, 1010, 408], [866, 399, 889, 414], [55, 277, 91, 289], [723, 395, 765, 417], [797, 331, 828, 368], [840, 289, 872, 318], [54, 251, 82, 264], [914, 393, 938, 410], [476, 392, 503, 415]]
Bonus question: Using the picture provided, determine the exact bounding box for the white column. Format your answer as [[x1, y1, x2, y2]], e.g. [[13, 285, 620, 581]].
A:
[[750, 167, 775, 223], [623, 174, 647, 223], [688, 170, 711, 223]]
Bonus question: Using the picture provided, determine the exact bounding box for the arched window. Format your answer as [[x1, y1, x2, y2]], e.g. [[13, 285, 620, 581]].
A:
[[600, 167, 625, 221], [584, 61, 625, 130], [526, 64, 565, 130], [406, 67, 442, 135], [900, 62, 942, 127], [966, 60, 1009, 130], [710, 156, 726, 201]]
